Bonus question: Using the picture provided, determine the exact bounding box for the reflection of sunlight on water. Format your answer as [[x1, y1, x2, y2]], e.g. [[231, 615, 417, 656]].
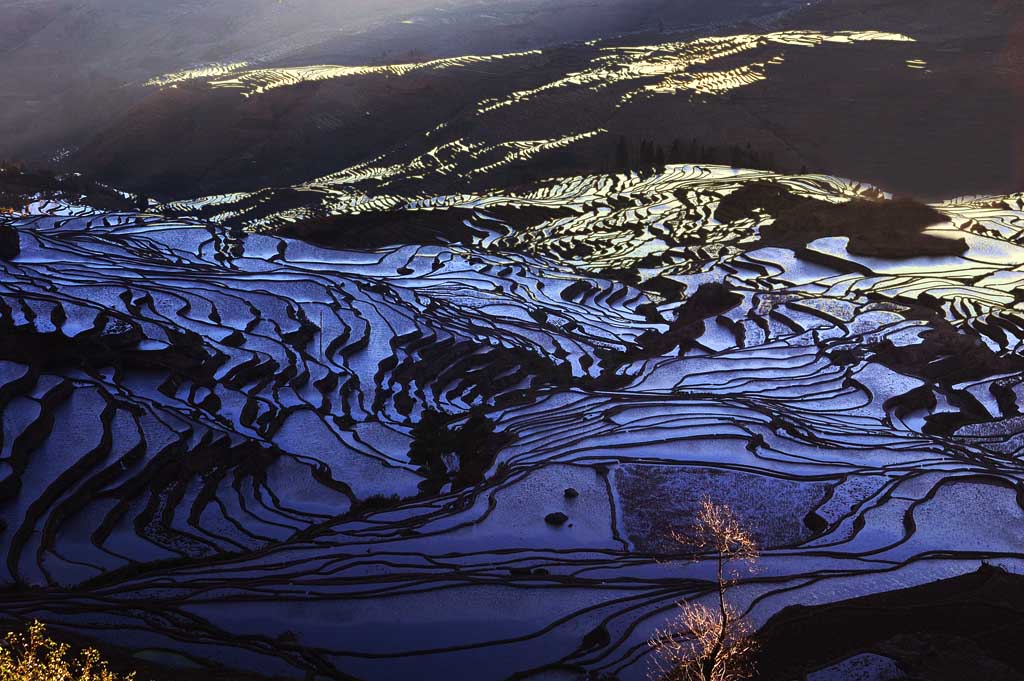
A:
[[144, 62, 250, 88], [143, 30, 913, 101], [196, 51, 539, 97], [479, 30, 915, 111], [143, 28, 920, 232], [297, 129, 606, 197], [906, 58, 928, 70]]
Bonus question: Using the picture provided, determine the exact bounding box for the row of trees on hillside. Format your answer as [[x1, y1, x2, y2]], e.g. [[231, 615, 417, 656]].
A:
[[611, 136, 805, 175]]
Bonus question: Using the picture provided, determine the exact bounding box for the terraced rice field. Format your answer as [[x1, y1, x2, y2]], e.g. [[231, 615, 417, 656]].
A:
[[2, 165, 1024, 679]]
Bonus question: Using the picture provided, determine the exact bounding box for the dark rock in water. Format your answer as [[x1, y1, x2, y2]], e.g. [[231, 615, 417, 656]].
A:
[[803, 511, 829, 535], [581, 624, 611, 651], [564, 487, 579, 499], [545, 512, 568, 526], [0, 224, 19, 260]]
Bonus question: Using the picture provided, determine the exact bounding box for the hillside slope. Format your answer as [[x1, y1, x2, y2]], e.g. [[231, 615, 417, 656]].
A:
[[60, 0, 1024, 201], [1, 166, 1024, 679]]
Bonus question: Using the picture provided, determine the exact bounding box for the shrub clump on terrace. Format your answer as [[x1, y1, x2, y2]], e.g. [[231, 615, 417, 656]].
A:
[[0, 621, 136, 681]]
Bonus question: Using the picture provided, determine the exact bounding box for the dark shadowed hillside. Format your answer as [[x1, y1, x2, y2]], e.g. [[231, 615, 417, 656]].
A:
[[42, 0, 1022, 205], [0, 0, 807, 168]]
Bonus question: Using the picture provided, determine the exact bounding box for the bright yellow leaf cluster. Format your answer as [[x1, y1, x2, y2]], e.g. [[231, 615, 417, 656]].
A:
[[0, 621, 135, 681]]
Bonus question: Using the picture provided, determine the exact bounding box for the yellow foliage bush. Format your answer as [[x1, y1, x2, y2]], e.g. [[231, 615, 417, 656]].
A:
[[0, 621, 135, 681]]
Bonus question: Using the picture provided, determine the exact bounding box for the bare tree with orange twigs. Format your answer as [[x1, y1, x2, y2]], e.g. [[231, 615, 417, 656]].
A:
[[649, 497, 759, 681]]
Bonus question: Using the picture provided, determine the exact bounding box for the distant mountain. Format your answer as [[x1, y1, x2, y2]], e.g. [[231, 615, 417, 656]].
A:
[[0, 0, 806, 165], [46, 0, 1022, 209]]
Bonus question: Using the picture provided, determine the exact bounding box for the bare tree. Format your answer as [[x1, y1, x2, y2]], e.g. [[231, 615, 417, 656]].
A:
[[649, 497, 759, 681]]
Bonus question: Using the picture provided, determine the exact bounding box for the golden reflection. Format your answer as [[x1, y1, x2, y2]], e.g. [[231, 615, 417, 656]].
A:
[[301, 130, 605, 192], [154, 51, 542, 97], [479, 30, 915, 111], [145, 30, 913, 101], [144, 62, 250, 88]]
